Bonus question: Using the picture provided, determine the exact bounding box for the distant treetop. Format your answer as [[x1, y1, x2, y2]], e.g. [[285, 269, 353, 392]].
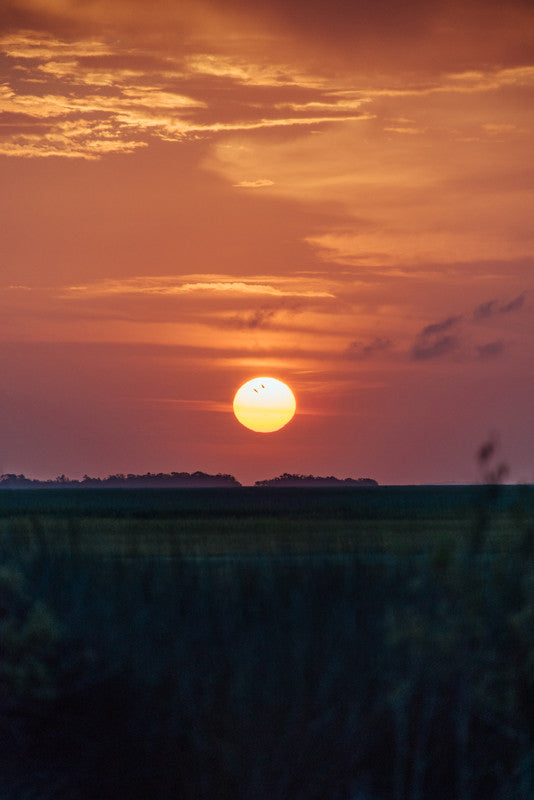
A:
[[0, 471, 378, 489], [254, 473, 378, 487], [0, 471, 241, 489]]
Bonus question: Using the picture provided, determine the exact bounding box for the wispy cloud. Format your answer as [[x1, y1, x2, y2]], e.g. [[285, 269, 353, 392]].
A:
[[274, 98, 369, 113], [476, 340, 505, 359], [501, 293, 527, 314], [218, 296, 319, 331], [139, 397, 230, 413], [344, 336, 392, 360], [0, 31, 371, 159], [410, 315, 462, 361], [62, 276, 336, 299], [185, 54, 323, 88], [233, 179, 274, 188], [419, 315, 462, 337], [0, 31, 112, 60], [335, 66, 534, 101], [473, 291, 526, 320], [0, 77, 204, 158], [410, 292, 527, 363], [6, 32, 529, 161], [167, 114, 370, 136], [225, 308, 280, 329], [473, 299, 498, 320], [411, 333, 460, 361]]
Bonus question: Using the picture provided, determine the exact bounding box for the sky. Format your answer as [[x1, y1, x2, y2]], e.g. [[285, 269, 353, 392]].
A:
[[1, 0, 533, 485]]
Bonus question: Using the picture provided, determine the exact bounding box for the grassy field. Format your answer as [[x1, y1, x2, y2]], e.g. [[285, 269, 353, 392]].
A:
[[0, 484, 532, 558], [1, 485, 534, 800]]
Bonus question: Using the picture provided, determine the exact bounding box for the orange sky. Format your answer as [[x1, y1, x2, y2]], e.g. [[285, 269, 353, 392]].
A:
[[1, 0, 533, 484]]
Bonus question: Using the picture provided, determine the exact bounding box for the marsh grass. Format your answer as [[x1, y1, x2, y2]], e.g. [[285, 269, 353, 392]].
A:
[[1, 485, 534, 799]]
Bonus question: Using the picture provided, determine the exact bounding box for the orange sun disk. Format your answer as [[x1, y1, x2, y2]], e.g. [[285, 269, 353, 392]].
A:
[[233, 377, 296, 433]]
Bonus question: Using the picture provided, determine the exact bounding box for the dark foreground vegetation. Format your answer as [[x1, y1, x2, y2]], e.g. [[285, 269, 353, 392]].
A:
[[1, 484, 534, 799]]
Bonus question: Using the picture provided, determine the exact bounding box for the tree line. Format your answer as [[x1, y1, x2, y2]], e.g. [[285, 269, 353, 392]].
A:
[[254, 473, 378, 487], [0, 471, 240, 488], [0, 472, 378, 488]]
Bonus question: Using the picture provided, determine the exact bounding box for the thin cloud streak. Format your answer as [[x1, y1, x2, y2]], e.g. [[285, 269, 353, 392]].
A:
[[139, 397, 230, 413], [233, 179, 274, 188], [332, 66, 534, 100], [185, 54, 324, 88], [62, 276, 336, 299], [0, 31, 112, 59]]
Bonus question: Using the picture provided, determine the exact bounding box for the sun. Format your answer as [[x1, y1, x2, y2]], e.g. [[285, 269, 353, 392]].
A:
[[233, 377, 296, 433]]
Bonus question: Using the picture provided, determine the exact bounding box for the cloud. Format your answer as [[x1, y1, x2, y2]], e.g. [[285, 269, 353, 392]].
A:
[[473, 291, 526, 319], [4, 14, 532, 162], [500, 292, 526, 314], [62, 275, 336, 299], [185, 54, 323, 88], [0, 31, 112, 59], [0, 82, 204, 120], [221, 296, 312, 330], [139, 397, 230, 413], [213, 0, 534, 74], [344, 336, 392, 359], [473, 299, 498, 320], [0, 118, 148, 159], [226, 308, 279, 329], [411, 334, 460, 361], [171, 114, 370, 136], [342, 66, 534, 100], [411, 296, 524, 362], [233, 179, 274, 188], [411, 315, 462, 361], [0, 69, 206, 158], [476, 340, 505, 359], [420, 315, 462, 337], [274, 98, 369, 113], [0, 29, 371, 159]]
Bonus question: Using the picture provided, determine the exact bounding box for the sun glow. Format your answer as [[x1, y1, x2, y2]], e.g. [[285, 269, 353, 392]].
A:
[[233, 377, 296, 433]]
